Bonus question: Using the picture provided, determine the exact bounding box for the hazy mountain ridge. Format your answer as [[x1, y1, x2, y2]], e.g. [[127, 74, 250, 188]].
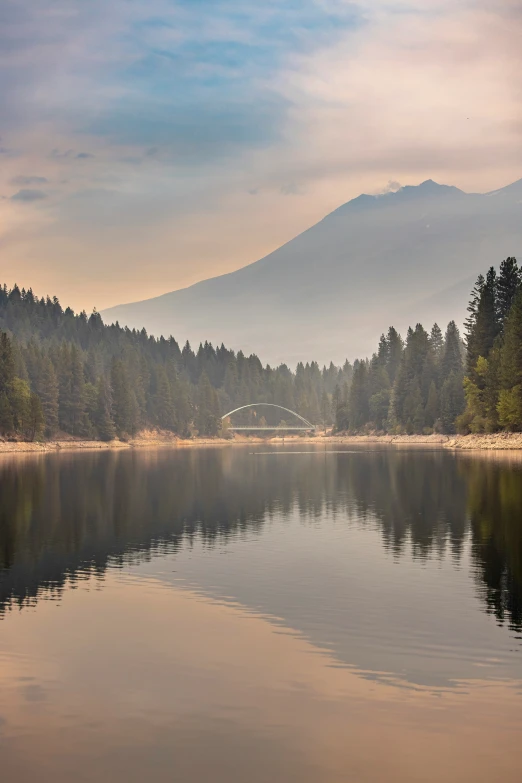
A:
[[102, 178, 522, 364]]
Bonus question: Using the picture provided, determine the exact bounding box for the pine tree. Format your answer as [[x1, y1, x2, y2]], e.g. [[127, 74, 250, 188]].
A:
[[464, 274, 484, 362], [391, 325, 430, 432], [94, 377, 116, 441], [0, 332, 15, 396], [111, 358, 138, 436], [349, 360, 369, 430], [424, 380, 439, 429], [385, 327, 403, 385], [429, 324, 444, 363], [196, 371, 220, 436], [27, 393, 44, 441], [9, 377, 31, 433], [320, 390, 330, 431], [58, 344, 86, 434], [441, 321, 464, 381], [173, 374, 191, 436], [0, 392, 14, 435], [153, 366, 175, 431], [69, 345, 86, 434], [467, 267, 498, 378], [496, 257, 520, 332], [498, 287, 522, 430], [37, 357, 59, 436], [440, 371, 465, 433], [369, 388, 391, 431], [368, 352, 391, 430]]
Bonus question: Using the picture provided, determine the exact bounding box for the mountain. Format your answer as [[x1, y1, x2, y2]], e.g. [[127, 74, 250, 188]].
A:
[[101, 178, 522, 365]]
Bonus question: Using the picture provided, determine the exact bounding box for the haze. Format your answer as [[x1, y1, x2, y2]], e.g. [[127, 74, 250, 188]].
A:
[[1, 0, 522, 319]]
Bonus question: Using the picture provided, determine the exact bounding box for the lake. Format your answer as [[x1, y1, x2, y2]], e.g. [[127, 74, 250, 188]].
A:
[[1, 444, 521, 782]]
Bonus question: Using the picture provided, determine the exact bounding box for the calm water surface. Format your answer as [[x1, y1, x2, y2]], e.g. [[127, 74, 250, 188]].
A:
[[0, 445, 521, 782]]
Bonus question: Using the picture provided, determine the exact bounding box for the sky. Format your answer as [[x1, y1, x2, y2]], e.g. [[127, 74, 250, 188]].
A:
[[1, 0, 521, 312]]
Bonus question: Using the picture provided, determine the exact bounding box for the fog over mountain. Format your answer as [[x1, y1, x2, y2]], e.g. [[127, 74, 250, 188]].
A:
[[102, 178, 522, 365]]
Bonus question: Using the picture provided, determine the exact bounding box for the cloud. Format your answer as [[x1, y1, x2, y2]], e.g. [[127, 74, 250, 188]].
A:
[[265, 0, 522, 192], [48, 149, 94, 161], [86, 96, 287, 163], [280, 182, 305, 196], [11, 188, 47, 202], [49, 149, 74, 159], [10, 175, 48, 186], [0, 0, 521, 313], [379, 181, 402, 195]]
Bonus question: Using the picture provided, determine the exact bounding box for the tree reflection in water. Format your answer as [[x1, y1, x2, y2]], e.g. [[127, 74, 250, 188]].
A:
[[0, 447, 521, 631]]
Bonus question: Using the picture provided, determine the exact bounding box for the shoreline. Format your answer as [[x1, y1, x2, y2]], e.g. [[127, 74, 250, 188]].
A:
[[2, 431, 522, 454]]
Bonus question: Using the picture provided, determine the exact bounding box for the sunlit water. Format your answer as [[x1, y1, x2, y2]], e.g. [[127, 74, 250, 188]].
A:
[[1, 445, 521, 782]]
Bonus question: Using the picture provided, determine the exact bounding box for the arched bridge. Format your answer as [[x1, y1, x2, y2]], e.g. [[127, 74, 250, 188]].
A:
[[222, 403, 315, 432]]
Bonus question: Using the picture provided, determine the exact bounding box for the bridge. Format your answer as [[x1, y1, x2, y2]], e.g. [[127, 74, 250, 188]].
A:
[[221, 403, 315, 432]]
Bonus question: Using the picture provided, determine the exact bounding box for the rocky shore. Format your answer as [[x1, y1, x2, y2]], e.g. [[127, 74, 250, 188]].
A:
[[2, 430, 522, 455]]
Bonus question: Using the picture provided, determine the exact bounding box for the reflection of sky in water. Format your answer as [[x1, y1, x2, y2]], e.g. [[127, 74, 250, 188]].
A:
[[2, 573, 521, 783], [130, 503, 520, 689]]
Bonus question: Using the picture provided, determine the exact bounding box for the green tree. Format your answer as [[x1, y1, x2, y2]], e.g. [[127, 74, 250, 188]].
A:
[[496, 257, 520, 332], [0, 331, 15, 396], [196, 371, 220, 436], [467, 267, 498, 379], [385, 327, 403, 386], [58, 344, 85, 434], [349, 360, 369, 430], [152, 366, 175, 431], [27, 393, 45, 441], [9, 377, 31, 433], [320, 389, 331, 431], [498, 287, 522, 430], [441, 321, 463, 381], [37, 357, 59, 436], [424, 380, 439, 429], [430, 323, 444, 363], [111, 358, 139, 436], [94, 377, 116, 441], [0, 392, 14, 434], [440, 371, 465, 433], [391, 325, 430, 432], [369, 389, 391, 431]]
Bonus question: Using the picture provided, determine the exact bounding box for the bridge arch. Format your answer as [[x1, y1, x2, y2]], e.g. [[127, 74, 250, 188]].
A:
[[222, 403, 315, 431]]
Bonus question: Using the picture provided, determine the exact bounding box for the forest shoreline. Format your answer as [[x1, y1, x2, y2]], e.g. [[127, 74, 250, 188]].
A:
[[2, 430, 522, 454]]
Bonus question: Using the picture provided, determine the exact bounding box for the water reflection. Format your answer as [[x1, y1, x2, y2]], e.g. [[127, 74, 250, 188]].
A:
[[2, 574, 521, 783], [1, 447, 521, 632], [1, 446, 522, 782]]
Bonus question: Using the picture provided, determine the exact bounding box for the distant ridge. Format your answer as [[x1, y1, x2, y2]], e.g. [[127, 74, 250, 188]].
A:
[[102, 177, 522, 364]]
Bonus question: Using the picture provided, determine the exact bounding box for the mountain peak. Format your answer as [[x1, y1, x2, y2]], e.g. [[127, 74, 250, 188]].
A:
[[102, 174, 522, 365], [331, 179, 464, 217], [417, 178, 459, 192]]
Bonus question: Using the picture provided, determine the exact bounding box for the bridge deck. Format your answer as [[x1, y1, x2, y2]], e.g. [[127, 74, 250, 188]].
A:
[[227, 426, 315, 431]]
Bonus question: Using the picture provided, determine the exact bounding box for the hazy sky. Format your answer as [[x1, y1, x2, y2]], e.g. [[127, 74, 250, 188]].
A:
[[1, 0, 521, 312]]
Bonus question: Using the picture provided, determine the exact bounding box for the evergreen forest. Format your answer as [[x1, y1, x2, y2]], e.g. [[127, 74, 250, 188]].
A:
[[0, 256, 521, 442]]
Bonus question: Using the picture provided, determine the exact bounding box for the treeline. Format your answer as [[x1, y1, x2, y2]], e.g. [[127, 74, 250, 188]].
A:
[[2, 257, 521, 442], [459, 257, 522, 432], [0, 284, 352, 441], [333, 256, 522, 435], [333, 321, 465, 434]]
